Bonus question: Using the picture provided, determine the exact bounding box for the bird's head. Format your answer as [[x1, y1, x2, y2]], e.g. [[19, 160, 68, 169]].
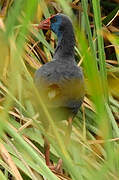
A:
[[37, 13, 73, 39]]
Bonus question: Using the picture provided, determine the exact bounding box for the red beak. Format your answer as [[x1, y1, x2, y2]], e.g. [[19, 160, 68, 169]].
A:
[[37, 17, 51, 30], [36, 15, 56, 30]]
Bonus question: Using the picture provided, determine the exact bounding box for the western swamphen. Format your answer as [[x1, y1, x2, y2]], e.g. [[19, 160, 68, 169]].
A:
[[34, 13, 85, 170]]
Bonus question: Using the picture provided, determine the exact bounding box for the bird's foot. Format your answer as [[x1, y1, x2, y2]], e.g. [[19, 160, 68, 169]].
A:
[[48, 159, 63, 173]]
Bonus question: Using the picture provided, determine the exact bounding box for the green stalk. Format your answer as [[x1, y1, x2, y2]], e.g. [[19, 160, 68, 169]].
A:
[[0, 170, 7, 180], [105, 103, 119, 137], [4, 124, 58, 180], [81, 0, 97, 59], [92, 0, 108, 101], [5, 0, 24, 38]]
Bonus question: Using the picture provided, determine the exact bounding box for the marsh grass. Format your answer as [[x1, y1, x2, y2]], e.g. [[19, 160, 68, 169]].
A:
[[0, 0, 119, 179]]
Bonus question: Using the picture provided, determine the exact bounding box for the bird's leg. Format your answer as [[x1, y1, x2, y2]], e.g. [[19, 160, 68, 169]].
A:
[[54, 159, 63, 173], [44, 136, 63, 172], [43, 116, 72, 172], [51, 116, 73, 173], [44, 136, 50, 166]]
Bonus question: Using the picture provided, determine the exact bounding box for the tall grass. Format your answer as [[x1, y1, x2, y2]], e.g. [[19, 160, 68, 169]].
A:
[[0, 0, 119, 180]]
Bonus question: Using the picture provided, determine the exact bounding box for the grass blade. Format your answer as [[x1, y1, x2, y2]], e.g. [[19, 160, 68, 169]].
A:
[[92, 0, 108, 100]]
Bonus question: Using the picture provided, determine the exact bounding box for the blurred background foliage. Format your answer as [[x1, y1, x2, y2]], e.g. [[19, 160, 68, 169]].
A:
[[0, 0, 119, 179]]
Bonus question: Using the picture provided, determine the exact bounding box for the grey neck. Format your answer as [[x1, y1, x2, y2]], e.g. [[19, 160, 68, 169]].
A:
[[53, 28, 75, 61]]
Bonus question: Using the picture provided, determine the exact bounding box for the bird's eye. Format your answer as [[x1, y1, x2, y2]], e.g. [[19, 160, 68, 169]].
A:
[[51, 17, 57, 23]]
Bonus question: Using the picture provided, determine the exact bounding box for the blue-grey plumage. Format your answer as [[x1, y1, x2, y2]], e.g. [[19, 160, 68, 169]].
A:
[[34, 14, 85, 169], [34, 13, 85, 120]]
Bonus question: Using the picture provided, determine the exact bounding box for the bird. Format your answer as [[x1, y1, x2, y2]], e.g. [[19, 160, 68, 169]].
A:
[[34, 13, 85, 170]]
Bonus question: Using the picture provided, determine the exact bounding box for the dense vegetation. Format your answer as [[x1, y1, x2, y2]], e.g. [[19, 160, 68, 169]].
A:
[[0, 0, 119, 179]]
